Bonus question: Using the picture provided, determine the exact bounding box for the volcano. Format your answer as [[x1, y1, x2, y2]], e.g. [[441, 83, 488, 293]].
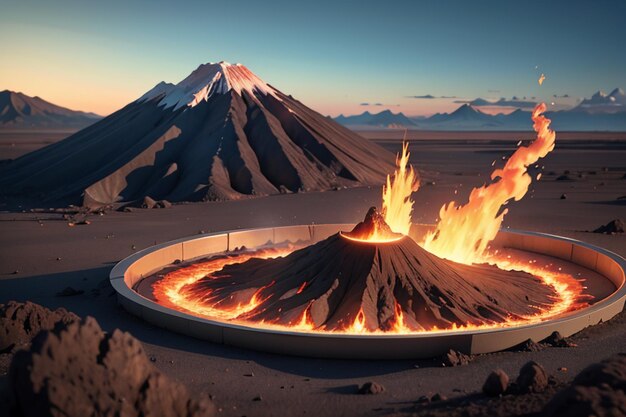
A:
[[181, 208, 556, 332], [0, 62, 395, 207]]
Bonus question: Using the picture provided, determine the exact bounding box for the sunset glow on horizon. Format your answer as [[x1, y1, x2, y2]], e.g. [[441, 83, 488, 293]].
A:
[[2, 0, 625, 117]]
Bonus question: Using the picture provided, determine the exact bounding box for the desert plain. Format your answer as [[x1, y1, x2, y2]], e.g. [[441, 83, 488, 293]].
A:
[[0, 129, 624, 417]]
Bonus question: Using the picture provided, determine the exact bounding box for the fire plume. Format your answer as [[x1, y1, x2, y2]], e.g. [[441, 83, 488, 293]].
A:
[[382, 141, 420, 236], [422, 103, 556, 264], [347, 140, 419, 242]]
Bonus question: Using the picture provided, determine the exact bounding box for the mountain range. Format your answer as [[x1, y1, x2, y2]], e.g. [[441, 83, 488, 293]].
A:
[[0, 90, 101, 129], [335, 88, 626, 131], [0, 62, 395, 207]]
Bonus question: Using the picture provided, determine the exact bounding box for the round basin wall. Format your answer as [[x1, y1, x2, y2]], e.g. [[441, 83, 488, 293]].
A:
[[109, 224, 626, 359]]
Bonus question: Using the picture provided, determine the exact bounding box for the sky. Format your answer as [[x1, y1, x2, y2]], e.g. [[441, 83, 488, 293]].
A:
[[1, 0, 625, 117]]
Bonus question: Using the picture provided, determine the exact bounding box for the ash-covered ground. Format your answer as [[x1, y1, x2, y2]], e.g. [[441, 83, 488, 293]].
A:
[[1, 131, 625, 416]]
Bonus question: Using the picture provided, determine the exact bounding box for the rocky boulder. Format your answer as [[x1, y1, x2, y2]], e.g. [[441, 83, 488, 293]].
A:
[[9, 316, 214, 417]]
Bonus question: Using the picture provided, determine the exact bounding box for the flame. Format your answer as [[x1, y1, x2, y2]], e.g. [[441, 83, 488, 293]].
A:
[[290, 304, 315, 331], [382, 141, 420, 235], [390, 301, 412, 332], [538, 73, 546, 85], [350, 140, 419, 243], [349, 308, 367, 333], [422, 103, 556, 264]]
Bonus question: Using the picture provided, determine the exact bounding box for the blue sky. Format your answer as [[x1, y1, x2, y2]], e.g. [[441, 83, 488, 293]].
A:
[[1, 0, 625, 116]]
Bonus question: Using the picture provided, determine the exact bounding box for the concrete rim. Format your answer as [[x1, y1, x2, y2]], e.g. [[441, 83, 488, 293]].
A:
[[109, 224, 626, 359]]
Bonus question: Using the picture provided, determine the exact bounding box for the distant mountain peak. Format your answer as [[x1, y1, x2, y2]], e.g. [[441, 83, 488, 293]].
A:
[[139, 61, 279, 110], [333, 109, 415, 128], [578, 87, 625, 112], [592, 90, 607, 98], [452, 103, 482, 115], [0, 90, 101, 129]]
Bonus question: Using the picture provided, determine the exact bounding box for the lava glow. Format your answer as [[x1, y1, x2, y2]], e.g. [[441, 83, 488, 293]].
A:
[[152, 245, 587, 335], [152, 247, 297, 322], [422, 103, 556, 264], [150, 102, 591, 335]]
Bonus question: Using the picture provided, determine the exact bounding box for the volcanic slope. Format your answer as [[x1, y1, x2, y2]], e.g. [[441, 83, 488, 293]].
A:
[[183, 208, 557, 332], [0, 62, 395, 207]]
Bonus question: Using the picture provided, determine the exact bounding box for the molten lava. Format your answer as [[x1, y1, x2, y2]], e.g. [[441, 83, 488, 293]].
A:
[[149, 102, 590, 335]]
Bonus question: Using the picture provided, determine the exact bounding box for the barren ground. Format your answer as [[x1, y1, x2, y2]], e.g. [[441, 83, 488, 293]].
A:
[[1, 130, 624, 416]]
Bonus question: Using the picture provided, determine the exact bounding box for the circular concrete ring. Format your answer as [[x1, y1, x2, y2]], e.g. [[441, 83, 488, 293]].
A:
[[109, 224, 626, 359]]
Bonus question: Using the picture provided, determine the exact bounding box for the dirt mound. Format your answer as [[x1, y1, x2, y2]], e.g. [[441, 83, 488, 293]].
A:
[[543, 353, 626, 416], [183, 208, 555, 332], [483, 369, 509, 397], [517, 361, 549, 394], [0, 301, 79, 354], [9, 316, 215, 417], [442, 349, 472, 367]]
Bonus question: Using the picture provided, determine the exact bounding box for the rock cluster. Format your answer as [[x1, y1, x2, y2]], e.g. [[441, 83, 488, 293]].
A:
[[544, 353, 626, 416], [442, 349, 473, 367], [0, 301, 79, 354], [9, 316, 215, 417]]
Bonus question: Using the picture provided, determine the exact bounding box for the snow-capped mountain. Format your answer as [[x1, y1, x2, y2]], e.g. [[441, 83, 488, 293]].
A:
[[138, 62, 280, 110], [0, 90, 101, 129], [0, 62, 395, 207], [576, 88, 626, 113], [334, 89, 626, 131]]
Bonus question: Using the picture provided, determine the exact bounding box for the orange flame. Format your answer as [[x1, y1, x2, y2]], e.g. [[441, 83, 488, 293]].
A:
[[422, 103, 556, 264], [382, 140, 420, 235], [390, 301, 412, 332], [348, 308, 367, 333], [291, 304, 316, 331], [353, 140, 419, 243]]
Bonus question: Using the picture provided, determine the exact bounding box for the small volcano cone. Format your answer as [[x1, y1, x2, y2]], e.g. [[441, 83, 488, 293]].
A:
[[184, 208, 556, 332], [344, 206, 402, 241]]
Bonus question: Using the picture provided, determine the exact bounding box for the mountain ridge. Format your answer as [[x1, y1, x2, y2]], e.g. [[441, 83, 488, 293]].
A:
[[0, 90, 101, 129], [334, 92, 626, 131]]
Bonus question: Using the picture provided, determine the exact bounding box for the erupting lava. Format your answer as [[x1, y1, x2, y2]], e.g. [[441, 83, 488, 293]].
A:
[[150, 103, 589, 334]]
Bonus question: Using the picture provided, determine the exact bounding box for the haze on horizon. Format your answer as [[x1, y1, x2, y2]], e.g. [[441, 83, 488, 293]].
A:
[[1, 0, 625, 117]]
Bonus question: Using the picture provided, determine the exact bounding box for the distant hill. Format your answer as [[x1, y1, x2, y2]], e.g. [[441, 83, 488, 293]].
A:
[[0, 90, 101, 129], [334, 91, 626, 131], [334, 110, 416, 129]]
